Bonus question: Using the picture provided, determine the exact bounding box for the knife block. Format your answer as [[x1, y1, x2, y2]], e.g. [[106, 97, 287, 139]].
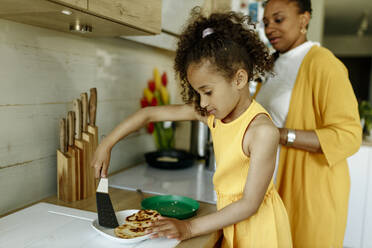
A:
[[88, 125, 98, 152], [57, 89, 98, 202], [57, 150, 76, 202], [82, 131, 96, 198], [88, 125, 99, 190]]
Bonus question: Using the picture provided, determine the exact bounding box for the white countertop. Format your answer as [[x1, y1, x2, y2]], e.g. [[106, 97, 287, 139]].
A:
[[109, 162, 217, 204], [0, 203, 179, 248]]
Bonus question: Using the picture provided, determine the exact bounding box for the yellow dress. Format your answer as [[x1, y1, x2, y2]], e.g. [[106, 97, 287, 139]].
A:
[[276, 46, 362, 247], [208, 100, 292, 248]]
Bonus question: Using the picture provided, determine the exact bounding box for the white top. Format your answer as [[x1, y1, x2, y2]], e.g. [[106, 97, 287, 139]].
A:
[[256, 41, 319, 127]]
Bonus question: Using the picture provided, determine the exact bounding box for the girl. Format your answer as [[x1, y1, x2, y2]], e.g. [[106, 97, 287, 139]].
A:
[[257, 0, 362, 247], [92, 9, 292, 247]]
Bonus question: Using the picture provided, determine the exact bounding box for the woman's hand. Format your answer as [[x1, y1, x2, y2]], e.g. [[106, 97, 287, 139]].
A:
[[146, 216, 192, 241], [91, 140, 112, 178]]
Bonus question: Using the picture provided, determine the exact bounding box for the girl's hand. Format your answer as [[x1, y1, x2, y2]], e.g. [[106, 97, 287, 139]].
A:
[[146, 216, 192, 241], [91, 141, 112, 178]]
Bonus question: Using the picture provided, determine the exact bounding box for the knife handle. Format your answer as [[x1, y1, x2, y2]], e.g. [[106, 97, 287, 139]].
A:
[[81, 92, 88, 132], [73, 99, 82, 140], [67, 111, 75, 147], [59, 118, 66, 153], [89, 88, 97, 126]]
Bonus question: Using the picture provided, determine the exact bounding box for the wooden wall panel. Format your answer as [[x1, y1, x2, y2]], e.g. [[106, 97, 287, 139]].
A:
[[0, 18, 179, 215]]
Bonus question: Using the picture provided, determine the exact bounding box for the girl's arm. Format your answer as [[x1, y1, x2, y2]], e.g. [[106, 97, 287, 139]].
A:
[[278, 128, 322, 153], [148, 114, 279, 240], [92, 104, 203, 178]]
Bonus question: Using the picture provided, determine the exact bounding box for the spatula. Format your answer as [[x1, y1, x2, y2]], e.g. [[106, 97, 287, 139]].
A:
[[96, 178, 119, 228]]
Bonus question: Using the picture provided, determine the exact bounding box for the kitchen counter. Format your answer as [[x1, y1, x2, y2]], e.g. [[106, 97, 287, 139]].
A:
[[109, 161, 216, 204], [5, 187, 220, 248]]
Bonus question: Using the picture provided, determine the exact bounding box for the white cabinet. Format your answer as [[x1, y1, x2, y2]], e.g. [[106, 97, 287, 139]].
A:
[[362, 159, 372, 248], [344, 145, 372, 248], [161, 0, 205, 35]]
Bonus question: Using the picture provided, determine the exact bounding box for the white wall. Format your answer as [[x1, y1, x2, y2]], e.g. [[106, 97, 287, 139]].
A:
[[308, 0, 325, 43], [0, 19, 189, 215], [323, 35, 372, 56]]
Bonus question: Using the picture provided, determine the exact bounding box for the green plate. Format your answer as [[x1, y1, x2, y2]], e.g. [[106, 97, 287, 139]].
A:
[[141, 195, 200, 220]]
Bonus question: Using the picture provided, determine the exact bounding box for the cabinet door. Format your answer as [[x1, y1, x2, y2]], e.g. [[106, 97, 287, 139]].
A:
[[49, 0, 88, 9], [88, 0, 161, 34], [0, 0, 152, 37], [362, 155, 372, 248], [344, 146, 370, 248]]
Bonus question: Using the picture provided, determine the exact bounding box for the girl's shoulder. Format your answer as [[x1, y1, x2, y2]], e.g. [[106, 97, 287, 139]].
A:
[[242, 113, 279, 155], [246, 113, 279, 143]]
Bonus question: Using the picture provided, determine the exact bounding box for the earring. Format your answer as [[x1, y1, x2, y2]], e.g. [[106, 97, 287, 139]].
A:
[[301, 28, 307, 34]]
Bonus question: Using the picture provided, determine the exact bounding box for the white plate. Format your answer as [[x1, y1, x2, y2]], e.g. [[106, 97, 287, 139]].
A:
[[91, 209, 152, 244]]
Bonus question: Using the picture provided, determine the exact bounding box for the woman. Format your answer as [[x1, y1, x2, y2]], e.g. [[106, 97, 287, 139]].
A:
[[256, 0, 362, 247]]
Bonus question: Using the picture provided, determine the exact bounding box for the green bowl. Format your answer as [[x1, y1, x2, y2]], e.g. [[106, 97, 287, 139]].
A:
[[141, 195, 200, 219]]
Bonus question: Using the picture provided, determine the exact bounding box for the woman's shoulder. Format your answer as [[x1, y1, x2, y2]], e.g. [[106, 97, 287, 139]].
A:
[[303, 45, 347, 74], [305, 45, 344, 67]]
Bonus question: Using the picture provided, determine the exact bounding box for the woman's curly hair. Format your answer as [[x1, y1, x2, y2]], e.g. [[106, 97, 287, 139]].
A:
[[174, 7, 274, 115]]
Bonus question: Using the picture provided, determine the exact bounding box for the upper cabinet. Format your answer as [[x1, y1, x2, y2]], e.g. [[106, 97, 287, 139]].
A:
[[0, 0, 162, 37], [50, 0, 88, 9], [88, 0, 161, 35]]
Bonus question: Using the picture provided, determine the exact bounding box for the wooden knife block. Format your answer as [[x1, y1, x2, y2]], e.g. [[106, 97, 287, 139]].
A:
[[57, 88, 98, 202], [57, 149, 76, 202], [82, 131, 96, 198], [88, 125, 99, 191], [57, 130, 98, 202]]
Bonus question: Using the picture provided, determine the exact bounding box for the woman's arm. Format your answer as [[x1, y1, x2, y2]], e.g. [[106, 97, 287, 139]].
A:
[[148, 114, 279, 240], [279, 128, 322, 153], [279, 48, 362, 164], [92, 104, 202, 178]]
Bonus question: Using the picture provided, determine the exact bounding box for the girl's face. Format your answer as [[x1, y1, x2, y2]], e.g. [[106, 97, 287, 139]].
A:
[[263, 0, 309, 53], [186, 60, 240, 121]]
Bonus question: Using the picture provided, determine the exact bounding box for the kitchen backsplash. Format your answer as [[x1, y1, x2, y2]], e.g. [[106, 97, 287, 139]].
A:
[[0, 19, 189, 216]]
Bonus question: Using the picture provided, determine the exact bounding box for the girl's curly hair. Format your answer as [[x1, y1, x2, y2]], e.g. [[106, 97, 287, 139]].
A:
[[174, 7, 274, 115]]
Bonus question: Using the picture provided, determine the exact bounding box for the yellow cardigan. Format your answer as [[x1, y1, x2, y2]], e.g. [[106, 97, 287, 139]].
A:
[[276, 46, 362, 247]]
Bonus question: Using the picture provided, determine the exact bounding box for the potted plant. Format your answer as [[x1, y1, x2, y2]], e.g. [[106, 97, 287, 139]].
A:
[[359, 100, 372, 139]]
